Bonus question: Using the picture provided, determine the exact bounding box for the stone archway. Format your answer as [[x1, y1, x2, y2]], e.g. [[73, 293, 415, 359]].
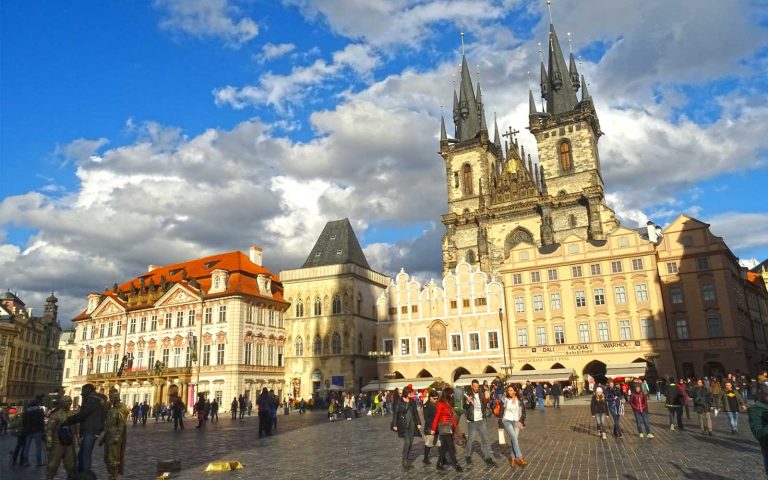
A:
[[583, 360, 607, 388], [504, 227, 534, 259], [520, 363, 536, 371], [416, 369, 432, 378], [452, 367, 470, 382], [483, 366, 498, 374]]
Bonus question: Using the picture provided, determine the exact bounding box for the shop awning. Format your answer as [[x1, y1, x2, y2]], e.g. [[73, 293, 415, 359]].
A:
[[361, 377, 443, 392], [454, 373, 504, 387], [605, 363, 647, 379], [506, 368, 577, 383]]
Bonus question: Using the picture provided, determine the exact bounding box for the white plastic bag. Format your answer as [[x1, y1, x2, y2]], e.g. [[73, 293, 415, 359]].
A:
[[498, 427, 506, 445]]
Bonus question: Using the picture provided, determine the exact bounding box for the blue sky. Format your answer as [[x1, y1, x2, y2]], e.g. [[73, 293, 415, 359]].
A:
[[1, 0, 767, 321]]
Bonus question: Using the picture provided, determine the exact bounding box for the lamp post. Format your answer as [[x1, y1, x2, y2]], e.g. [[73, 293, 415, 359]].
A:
[[498, 308, 513, 379]]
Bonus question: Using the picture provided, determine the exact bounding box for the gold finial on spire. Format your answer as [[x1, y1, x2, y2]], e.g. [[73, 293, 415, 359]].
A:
[[547, 0, 553, 25], [460, 31, 465, 56]]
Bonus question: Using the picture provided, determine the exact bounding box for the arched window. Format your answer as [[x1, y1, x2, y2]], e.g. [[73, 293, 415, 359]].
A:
[[332, 295, 342, 314], [322, 335, 329, 354], [466, 249, 476, 264], [313, 297, 322, 316], [331, 333, 342, 354], [462, 164, 473, 196], [313, 335, 321, 355], [294, 336, 303, 356], [559, 140, 573, 172], [569, 214, 577, 227], [295, 300, 304, 318]]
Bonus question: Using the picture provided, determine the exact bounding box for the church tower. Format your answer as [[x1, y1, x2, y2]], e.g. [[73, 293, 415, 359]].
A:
[[529, 23, 616, 242], [439, 20, 618, 278]]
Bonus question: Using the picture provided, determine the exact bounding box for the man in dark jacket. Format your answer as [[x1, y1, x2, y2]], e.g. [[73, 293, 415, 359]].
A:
[[21, 398, 45, 466], [391, 386, 422, 470], [463, 380, 496, 467], [65, 383, 107, 473], [551, 383, 562, 408], [664, 378, 684, 431], [691, 379, 714, 435]]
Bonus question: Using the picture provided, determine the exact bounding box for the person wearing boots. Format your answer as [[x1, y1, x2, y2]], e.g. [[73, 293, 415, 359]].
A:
[[431, 387, 462, 472], [391, 386, 422, 470]]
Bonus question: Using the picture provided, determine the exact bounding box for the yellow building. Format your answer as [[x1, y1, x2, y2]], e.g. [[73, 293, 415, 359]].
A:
[[375, 260, 506, 385], [0, 292, 62, 404], [500, 227, 675, 387], [282, 219, 388, 398], [70, 248, 289, 409]]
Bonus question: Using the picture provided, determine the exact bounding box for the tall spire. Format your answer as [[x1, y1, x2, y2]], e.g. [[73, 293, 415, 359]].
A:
[[440, 114, 447, 142], [567, 33, 580, 92], [529, 89, 538, 115], [493, 113, 502, 150], [455, 42, 482, 141], [581, 74, 591, 101], [477, 83, 487, 131], [452, 89, 460, 138], [546, 23, 579, 115]]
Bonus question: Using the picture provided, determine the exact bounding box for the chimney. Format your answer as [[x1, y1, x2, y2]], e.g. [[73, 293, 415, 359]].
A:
[[148, 264, 159, 272], [249, 246, 263, 266]]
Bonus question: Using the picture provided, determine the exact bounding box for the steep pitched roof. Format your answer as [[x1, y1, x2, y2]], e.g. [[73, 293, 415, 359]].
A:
[[0, 291, 24, 305], [302, 219, 370, 269]]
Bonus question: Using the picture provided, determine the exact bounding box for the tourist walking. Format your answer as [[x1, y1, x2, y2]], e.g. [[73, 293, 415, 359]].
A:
[[665, 378, 685, 431], [9, 409, 26, 465], [391, 386, 422, 470], [629, 385, 653, 438], [257, 388, 272, 437], [239, 395, 247, 420], [230, 397, 238, 419], [65, 383, 107, 472], [431, 387, 462, 472], [719, 381, 746, 434], [551, 383, 562, 408], [605, 381, 623, 438], [535, 383, 545, 412], [748, 388, 768, 475], [21, 397, 46, 467], [692, 379, 714, 435], [194, 394, 206, 429], [499, 385, 527, 467], [463, 379, 496, 467], [422, 390, 439, 464], [591, 387, 609, 439], [172, 398, 185, 431]]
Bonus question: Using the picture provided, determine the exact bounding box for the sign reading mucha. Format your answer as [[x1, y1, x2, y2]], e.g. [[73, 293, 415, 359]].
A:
[[428, 320, 447, 351]]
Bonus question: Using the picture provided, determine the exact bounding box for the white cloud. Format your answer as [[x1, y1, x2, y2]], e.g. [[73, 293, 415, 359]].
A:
[[154, 0, 259, 47], [706, 212, 768, 253], [54, 137, 109, 166], [213, 43, 379, 111], [257, 42, 296, 63]]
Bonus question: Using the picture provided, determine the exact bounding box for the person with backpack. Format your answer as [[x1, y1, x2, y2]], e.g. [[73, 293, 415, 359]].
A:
[[45, 395, 76, 480], [8, 410, 26, 465], [21, 397, 46, 467]]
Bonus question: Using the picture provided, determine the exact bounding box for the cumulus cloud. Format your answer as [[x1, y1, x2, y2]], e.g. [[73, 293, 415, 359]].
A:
[[154, 0, 259, 47], [214, 43, 379, 111], [706, 212, 768, 252], [53, 137, 109, 166], [257, 42, 296, 63]]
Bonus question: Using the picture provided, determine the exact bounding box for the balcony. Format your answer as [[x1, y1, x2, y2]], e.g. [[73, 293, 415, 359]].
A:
[[85, 366, 192, 382]]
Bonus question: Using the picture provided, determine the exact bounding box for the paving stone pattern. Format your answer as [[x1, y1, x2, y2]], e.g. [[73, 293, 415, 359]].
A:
[[1, 401, 763, 480]]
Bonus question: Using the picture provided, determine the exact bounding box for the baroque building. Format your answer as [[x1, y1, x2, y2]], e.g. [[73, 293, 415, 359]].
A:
[[282, 219, 388, 399], [0, 291, 62, 404], [70, 248, 288, 410], [440, 23, 618, 277]]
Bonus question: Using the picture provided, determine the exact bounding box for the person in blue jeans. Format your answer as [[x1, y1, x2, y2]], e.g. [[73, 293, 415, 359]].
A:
[[605, 381, 623, 437], [65, 383, 107, 473], [20, 398, 45, 466], [535, 383, 545, 412], [719, 381, 746, 434]]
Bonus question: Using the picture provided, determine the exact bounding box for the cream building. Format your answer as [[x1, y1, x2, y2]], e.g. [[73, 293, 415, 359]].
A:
[[376, 260, 506, 385], [282, 219, 388, 398], [500, 227, 675, 387], [59, 330, 79, 405], [70, 248, 288, 410], [0, 292, 62, 404]]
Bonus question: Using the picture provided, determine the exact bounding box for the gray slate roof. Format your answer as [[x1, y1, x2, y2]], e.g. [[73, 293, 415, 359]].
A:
[[302, 219, 371, 269]]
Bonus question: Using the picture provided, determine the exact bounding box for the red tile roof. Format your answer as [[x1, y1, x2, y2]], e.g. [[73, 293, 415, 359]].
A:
[[73, 251, 287, 321]]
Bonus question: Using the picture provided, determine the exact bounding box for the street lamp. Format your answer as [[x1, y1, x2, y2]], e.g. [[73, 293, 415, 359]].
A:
[[498, 308, 513, 379]]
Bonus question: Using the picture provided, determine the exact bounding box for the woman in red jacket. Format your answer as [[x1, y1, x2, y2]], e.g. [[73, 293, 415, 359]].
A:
[[629, 384, 654, 438], [430, 387, 462, 472]]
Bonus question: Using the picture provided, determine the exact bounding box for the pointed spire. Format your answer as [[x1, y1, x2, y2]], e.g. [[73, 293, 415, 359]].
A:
[[581, 74, 591, 101], [569, 53, 580, 91], [529, 89, 538, 115], [456, 47, 482, 141], [493, 114, 502, 150], [440, 114, 447, 142], [546, 23, 579, 114]]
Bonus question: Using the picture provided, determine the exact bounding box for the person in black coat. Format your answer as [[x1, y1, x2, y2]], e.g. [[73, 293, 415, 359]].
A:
[[422, 390, 439, 464], [664, 378, 684, 431], [391, 386, 422, 470], [65, 384, 107, 473]]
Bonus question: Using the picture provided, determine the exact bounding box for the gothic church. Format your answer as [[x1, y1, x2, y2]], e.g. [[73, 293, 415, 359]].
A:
[[440, 23, 619, 276]]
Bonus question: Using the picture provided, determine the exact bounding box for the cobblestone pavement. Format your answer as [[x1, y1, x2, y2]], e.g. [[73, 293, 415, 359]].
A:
[[1, 401, 764, 479]]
